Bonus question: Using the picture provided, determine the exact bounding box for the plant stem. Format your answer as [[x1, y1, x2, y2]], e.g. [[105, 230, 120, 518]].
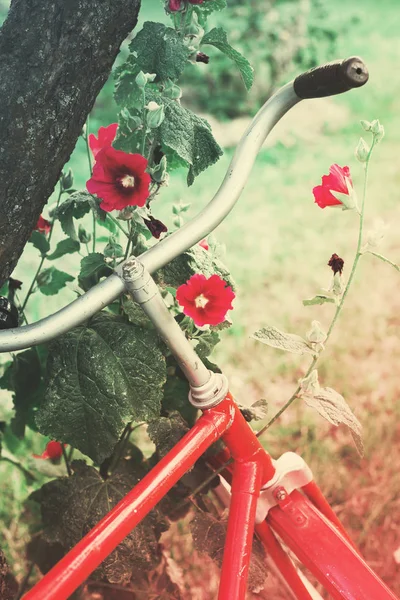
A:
[[62, 444, 72, 476], [141, 89, 147, 156], [366, 250, 400, 272], [16, 561, 35, 600], [21, 183, 63, 312], [106, 213, 129, 238], [84, 116, 96, 253], [257, 146, 375, 439]]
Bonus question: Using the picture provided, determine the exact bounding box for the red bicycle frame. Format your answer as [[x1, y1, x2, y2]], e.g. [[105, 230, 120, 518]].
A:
[[23, 394, 399, 600]]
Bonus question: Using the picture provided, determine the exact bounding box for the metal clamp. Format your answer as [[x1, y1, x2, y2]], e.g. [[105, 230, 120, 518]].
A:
[[255, 452, 313, 523]]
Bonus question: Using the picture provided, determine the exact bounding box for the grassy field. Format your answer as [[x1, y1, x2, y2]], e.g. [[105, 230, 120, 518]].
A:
[[1, 0, 400, 596]]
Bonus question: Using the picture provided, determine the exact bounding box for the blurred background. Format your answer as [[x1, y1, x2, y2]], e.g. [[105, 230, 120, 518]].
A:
[[1, 0, 400, 597]]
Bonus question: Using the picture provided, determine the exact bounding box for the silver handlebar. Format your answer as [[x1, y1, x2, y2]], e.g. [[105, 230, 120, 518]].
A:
[[0, 82, 300, 352]]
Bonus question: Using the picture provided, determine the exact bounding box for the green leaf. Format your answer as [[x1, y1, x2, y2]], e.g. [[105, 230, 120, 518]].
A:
[[155, 244, 235, 291], [129, 22, 191, 83], [31, 460, 168, 584], [29, 231, 50, 256], [303, 295, 336, 306], [37, 267, 74, 296], [79, 253, 112, 279], [194, 330, 220, 359], [104, 237, 124, 259], [35, 313, 167, 462], [122, 298, 153, 329], [1, 349, 45, 437], [202, 28, 254, 90], [47, 238, 80, 261], [252, 326, 315, 356], [55, 191, 92, 241], [238, 399, 269, 423], [147, 91, 222, 186], [193, 0, 227, 26], [162, 374, 197, 426], [302, 387, 364, 456]]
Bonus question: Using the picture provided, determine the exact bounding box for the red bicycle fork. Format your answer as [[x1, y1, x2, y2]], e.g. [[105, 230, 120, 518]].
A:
[[23, 394, 399, 600]]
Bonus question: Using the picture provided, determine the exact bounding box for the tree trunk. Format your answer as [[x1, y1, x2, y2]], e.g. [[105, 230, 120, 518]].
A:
[[0, 0, 141, 286]]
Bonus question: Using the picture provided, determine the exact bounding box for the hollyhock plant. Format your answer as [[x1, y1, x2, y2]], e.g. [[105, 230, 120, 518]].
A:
[[89, 123, 118, 159], [313, 164, 357, 210], [33, 440, 64, 460], [176, 273, 235, 327], [86, 146, 151, 212], [35, 215, 51, 235]]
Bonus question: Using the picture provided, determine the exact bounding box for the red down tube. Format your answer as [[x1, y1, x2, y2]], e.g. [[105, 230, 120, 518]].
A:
[[23, 405, 232, 600], [268, 490, 399, 600]]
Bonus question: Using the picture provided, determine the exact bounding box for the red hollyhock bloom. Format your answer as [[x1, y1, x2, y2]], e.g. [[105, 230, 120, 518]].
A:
[[168, 0, 183, 9], [86, 147, 151, 212], [33, 441, 64, 460], [35, 215, 51, 235], [176, 273, 235, 327], [199, 239, 209, 251], [144, 216, 168, 239], [313, 164, 352, 209], [89, 123, 118, 159]]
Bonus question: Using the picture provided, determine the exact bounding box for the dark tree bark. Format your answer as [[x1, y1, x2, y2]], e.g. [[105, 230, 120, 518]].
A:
[[0, 0, 141, 286]]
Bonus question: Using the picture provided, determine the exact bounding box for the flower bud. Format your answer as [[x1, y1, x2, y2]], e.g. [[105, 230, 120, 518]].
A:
[[146, 103, 165, 129], [332, 272, 345, 297], [61, 168, 74, 190], [81, 123, 87, 137], [360, 120, 372, 132], [163, 80, 182, 100], [306, 320, 327, 345], [370, 119, 385, 143], [299, 370, 320, 396], [355, 137, 369, 163], [78, 224, 91, 244], [196, 52, 210, 64], [150, 156, 168, 183], [135, 71, 147, 88]]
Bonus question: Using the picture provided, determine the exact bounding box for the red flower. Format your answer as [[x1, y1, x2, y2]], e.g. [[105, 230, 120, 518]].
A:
[[313, 164, 352, 209], [144, 216, 168, 239], [33, 441, 64, 460], [199, 239, 209, 251], [89, 123, 118, 159], [35, 215, 51, 235], [86, 147, 151, 212], [176, 274, 235, 327], [168, 0, 183, 9]]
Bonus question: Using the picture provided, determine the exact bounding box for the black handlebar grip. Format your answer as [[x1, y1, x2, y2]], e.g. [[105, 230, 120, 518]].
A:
[[293, 56, 369, 99]]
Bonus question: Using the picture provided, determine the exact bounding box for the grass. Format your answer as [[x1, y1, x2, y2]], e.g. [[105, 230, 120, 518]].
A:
[[1, 0, 400, 596]]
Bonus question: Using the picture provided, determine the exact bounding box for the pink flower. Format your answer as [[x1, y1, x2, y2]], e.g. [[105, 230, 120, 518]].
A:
[[176, 274, 235, 327], [168, 0, 183, 9], [199, 239, 209, 251], [33, 441, 64, 460], [86, 147, 151, 212], [35, 215, 51, 235], [313, 164, 352, 209], [89, 123, 118, 159]]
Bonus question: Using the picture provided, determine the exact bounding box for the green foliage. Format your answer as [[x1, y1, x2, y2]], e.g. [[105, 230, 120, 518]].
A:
[[55, 190, 92, 242], [156, 93, 223, 185], [78, 253, 113, 291], [202, 27, 254, 90], [29, 231, 50, 256], [162, 373, 197, 426], [130, 22, 191, 82], [192, 0, 227, 26], [182, 0, 339, 119], [0, 348, 47, 437], [35, 313, 167, 463], [46, 238, 80, 261], [36, 267, 74, 296], [31, 459, 168, 584]]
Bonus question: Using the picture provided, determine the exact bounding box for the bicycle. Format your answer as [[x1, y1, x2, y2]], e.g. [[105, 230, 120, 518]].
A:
[[0, 56, 398, 600]]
